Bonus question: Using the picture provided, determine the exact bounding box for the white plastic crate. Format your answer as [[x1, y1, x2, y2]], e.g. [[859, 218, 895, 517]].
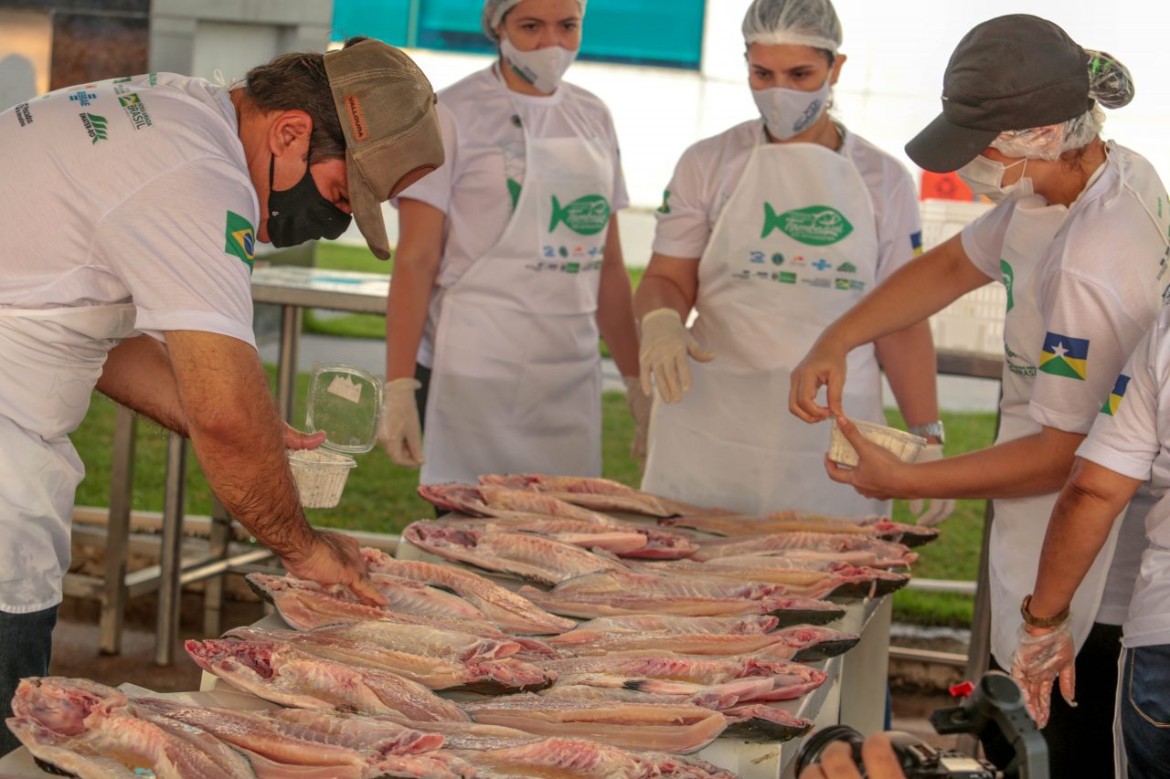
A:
[[919, 199, 1006, 358]]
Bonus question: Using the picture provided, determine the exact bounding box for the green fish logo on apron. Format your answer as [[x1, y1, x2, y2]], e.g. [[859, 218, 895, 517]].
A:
[[549, 194, 610, 236], [762, 203, 853, 246]]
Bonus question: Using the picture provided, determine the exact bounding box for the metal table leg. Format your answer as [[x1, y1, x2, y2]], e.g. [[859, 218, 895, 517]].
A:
[[276, 305, 302, 423], [99, 406, 136, 656], [202, 497, 230, 639], [154, 432, 187, 666]]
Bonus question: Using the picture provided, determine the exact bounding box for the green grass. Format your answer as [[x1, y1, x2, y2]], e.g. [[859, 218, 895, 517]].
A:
[[302, 242, 647, 350], [73, 365, 994, 626]]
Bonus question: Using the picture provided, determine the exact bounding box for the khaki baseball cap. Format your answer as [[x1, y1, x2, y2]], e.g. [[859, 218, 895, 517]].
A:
[[324, 40, 444, 260]]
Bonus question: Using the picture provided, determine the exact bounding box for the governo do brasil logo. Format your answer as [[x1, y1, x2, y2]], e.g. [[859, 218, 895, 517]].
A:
[[762, 204, 852, 246]]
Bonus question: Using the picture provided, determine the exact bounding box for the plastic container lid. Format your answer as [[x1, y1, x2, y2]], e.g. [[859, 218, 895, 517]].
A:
[[305, 364, 383, 454]]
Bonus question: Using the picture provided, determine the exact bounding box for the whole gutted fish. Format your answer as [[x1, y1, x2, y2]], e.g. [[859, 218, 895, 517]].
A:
[[8, 677, 256, 779], [538, 677, 778, 710], [245, 572, 514, 632], [542, 649, 829, 694], [631, 558, 910, 599], [663, 511, 939, 547], [222, 625, 553, 693], [478, 474, 674, 517], [419, 483, 615, 523], [362, 549, 576, 634], [185, 638, 469, 721], [554, 614, 780, 637], [135, 698, 450, 779], [404, 522, 628, 586], [419, 516, 652, 556], [460, 693, 727, 754], [691, 532, 918, 568]]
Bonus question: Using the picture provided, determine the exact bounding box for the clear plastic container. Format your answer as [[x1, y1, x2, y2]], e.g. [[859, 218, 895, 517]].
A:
[[288, 364, 382, 508], [828, 419, 926, 468]]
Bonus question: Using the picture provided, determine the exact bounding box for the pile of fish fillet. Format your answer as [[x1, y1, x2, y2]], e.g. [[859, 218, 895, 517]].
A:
[[8, 474, 933, 778]]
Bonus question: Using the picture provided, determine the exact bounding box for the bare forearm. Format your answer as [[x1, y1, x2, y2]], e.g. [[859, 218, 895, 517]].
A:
[[1028, 459, 1141, 619], [824, 235, 989, 353], [97, 335, 187, 435], [387, 199, 445, 381], [633, 254, 699, 322], [166, 331, 314, 559], [875, 321, 940, 429], [896, 429, 1085, 500], [386, 261, 438, 380], [596, 229, 639, 377]]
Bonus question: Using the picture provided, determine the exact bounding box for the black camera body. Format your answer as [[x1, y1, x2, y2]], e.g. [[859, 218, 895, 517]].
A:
[[795, 672, 1048, 779], [796, 725, 998, 778]]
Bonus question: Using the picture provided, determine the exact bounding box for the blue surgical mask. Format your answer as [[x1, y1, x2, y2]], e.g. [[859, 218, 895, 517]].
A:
[[956, 154, 1031, 203], [752, 77, 831, 141]]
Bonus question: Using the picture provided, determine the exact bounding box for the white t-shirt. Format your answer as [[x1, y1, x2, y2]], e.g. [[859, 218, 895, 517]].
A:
[[652, 118, 924, 277], [394, 66, 629, 366], [0, 73, 260, 612], [1079, 305, 1170, 647], [962, 142, 1170, 622], [0, 73, 258, 345]]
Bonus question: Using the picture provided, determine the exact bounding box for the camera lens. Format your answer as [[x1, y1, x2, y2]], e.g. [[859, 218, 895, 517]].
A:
[[794, 724, 866, 776]]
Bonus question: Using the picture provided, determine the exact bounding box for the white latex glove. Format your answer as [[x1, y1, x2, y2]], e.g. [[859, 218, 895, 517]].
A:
[[624, 375, 651, 462], [908, 443, 956, 526], [1010, 619, 1076, 729], [638, 308, 714, 404], [378, 378, 424, 468]]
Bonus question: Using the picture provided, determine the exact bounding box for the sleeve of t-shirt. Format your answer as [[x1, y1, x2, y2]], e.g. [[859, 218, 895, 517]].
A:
[[959, 200, 1015, 279], [392, 102, 458, 214], [874, 163, 924, 284], [1076, 322, 1162, 481], [1030, 264, 1152, 434], [93, 157, 257, 347], [651, 143, 711, 260]]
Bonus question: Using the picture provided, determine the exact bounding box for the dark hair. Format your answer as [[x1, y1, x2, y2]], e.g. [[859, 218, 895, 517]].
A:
[[243, 51, 345, 164]]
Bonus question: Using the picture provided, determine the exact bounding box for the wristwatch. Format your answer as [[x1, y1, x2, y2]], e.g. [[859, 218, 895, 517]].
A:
[[1020, 594, 1070, 629], [908, 421, 945, 445]]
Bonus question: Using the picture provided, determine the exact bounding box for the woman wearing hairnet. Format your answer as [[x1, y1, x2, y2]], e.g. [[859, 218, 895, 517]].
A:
[[636, 0, 944, 519], [379, 0, 644, 485], [789, 14, 1168, 776]]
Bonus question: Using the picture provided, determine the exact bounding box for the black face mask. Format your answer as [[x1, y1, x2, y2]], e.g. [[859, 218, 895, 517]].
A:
[[266, 155, 352, 247]]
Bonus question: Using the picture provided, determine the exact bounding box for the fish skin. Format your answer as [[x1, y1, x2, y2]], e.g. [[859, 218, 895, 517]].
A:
[[185, 639, 469, 721], [419, 483, 617, 524], [721, 703, 814, 742]]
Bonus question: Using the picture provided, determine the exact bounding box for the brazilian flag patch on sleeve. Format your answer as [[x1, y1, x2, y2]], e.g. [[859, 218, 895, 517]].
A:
[[224, 210, 255, 271]]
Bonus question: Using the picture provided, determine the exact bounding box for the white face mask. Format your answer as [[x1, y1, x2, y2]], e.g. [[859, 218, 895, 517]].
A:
[[752, 77, 831, 141], [956, 154, 1031, 203], [500, 36, 577, 94]]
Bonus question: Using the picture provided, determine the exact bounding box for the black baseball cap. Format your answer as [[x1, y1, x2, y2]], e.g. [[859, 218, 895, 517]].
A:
[[906, 14, 1092, 172]]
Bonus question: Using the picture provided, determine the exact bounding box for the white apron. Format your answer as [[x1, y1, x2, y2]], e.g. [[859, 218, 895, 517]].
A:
[[987, 196, 1123, 666], [420, 120, 614, 486], [0, 304, 137, 612], [642, 142, 883, 516]]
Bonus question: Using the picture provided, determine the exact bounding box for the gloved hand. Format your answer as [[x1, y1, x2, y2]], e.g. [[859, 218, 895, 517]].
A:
[[378, 378, 424, 468], [1010, 619, 1076, 729], [638, 308, 715, 404], [908, 443, 956, 526], [624, 375, 651, 462]]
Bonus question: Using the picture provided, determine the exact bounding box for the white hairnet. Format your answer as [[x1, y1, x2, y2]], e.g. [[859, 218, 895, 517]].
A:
[[742, 0, 842, 54], [990, 50, 1133, 160], [482, 0, 587, 43]]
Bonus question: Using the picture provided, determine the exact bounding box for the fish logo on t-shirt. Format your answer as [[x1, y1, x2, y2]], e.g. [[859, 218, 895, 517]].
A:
[[1038, 332, 1089, 381], [762, 204, 853, 246], [549, 194, 610, 236], [1101, 374, 1130, 416], [224, 211, 255, 271]]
